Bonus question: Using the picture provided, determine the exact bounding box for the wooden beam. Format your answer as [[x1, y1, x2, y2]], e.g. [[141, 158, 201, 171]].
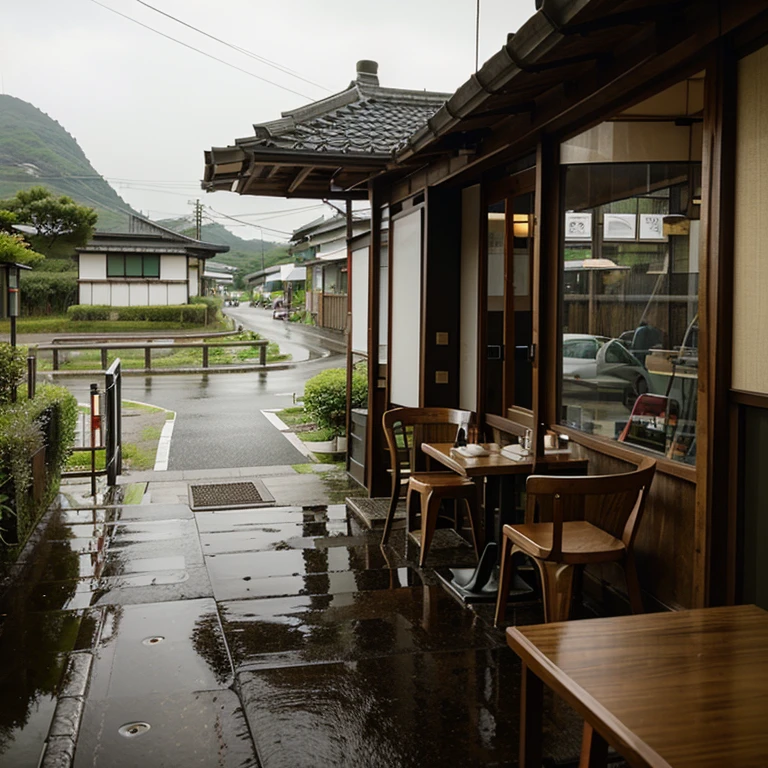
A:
[[695, 43, 737, 608], [288, 167, 313, 194]]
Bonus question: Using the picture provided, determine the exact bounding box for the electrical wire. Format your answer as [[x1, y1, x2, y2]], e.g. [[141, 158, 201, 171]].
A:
[[133, 0, 330, 93], [205, 206, 292, 236], [86, 0, 313, 99]]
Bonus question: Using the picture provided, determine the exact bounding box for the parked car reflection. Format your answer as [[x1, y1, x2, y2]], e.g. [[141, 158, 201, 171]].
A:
[[562, 334, 651, 407]]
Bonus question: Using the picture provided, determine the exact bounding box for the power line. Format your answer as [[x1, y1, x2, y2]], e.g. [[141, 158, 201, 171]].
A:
[[86, 0, 313, 100], [205, 206, 292, 237], [134, 0, 330, 93]]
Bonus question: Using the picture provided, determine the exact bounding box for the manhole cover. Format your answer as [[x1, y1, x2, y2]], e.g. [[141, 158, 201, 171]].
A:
[[189, 481, 275, 510], [119, 722, 151, 738]]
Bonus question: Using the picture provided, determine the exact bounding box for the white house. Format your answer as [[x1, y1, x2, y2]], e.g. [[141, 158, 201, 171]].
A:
[[75, 215, 228, 306]]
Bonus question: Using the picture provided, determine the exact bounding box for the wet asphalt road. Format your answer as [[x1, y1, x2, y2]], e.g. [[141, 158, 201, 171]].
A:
[[55, 309, 344, 470]]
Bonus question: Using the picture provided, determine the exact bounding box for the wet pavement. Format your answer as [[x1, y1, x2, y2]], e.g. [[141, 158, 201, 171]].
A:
[[0, 484, 591, 768]]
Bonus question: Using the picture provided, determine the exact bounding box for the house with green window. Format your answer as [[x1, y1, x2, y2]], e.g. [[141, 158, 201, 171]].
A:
[[76, 215, 228, 306]]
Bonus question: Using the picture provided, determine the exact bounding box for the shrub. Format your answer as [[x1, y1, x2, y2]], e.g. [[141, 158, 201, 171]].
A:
[[303, 363, 367, 438], [0, 384, 77, 553], [67, 304, 210, 324], [0, 343, 27, 405], [20, 271, 78, 315]]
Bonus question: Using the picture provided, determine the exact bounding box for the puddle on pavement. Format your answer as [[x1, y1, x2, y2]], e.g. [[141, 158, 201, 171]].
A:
[[208, 566, 419, 602], [238, 647, 523, 768], [194, 505, 343, 533], [199, 521, 350, 555], [220, 585, 499, 669]]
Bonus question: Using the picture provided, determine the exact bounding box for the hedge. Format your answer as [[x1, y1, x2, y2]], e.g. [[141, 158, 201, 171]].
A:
[[67, 303, 213, 324], [303, 363, 367, 438], [0, 384, 77, 555], [20, 271, 79, 316]]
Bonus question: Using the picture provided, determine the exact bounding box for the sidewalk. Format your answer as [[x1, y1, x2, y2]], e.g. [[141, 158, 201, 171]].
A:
[[0, 465, 587, 768]]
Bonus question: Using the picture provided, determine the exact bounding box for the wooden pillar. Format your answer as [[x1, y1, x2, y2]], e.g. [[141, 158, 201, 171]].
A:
[[345, 199, 354, 474], [696, 44, 736, 607], [366, 183, 389, 496], [531, 136, 562, 461]]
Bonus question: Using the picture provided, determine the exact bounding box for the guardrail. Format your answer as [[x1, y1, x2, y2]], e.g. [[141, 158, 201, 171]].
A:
[[32, 339, 269, 371]]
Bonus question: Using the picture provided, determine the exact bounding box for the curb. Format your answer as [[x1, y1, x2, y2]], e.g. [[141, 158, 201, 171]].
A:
[[154, 413, 176, 471], [261, 409, 317, 462]]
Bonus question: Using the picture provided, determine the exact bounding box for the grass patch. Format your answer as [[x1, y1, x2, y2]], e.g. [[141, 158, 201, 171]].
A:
[[141, 425, 162, 441], [292, 464, 316, 474], [122, 443, 155, 471], [65, 449, 106, 471], [2, 316, 229, 334], [123, 400, 166, 414], [277, 406, 315, 427], [122, 484, 147, 505], [298, 427, 336, 443]]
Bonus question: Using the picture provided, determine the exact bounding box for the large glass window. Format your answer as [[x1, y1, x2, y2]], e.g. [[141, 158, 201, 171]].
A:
[[107, 254, 160, 278], [560, 162, 699, 464]]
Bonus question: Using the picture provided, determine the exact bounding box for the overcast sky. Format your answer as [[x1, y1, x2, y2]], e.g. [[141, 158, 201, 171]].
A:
[[2, 0, 537, 241]]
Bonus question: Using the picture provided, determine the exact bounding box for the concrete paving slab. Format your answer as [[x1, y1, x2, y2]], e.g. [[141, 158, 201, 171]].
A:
[[74, 690, 257, 768], [199, 521, 351, 555], [220, 586, 500, 671]]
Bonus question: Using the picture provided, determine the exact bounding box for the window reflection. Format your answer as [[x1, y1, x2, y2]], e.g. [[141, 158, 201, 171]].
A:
[[560, 162, 699, 464]]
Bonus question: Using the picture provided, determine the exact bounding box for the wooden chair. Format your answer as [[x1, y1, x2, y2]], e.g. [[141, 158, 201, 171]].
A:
[[494, 457, 656, 625], [381, 407, 479, 567]]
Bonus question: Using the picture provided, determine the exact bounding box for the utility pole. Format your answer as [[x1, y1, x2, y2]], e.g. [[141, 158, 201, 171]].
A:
[[188, 199, 203, 239]]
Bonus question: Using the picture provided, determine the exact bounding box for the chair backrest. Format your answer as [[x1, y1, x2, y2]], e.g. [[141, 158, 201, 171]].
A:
[[382, 407, 475, 480], [525, 457, 656, 560]]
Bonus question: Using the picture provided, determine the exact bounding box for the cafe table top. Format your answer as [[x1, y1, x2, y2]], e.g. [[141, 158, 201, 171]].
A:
[[507, 604, 768, 768], [420, 442, 588, 478]]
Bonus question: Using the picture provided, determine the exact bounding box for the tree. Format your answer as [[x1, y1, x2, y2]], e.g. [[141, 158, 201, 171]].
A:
[[0, 232, 44, 268], [0, 186, 97, 251]]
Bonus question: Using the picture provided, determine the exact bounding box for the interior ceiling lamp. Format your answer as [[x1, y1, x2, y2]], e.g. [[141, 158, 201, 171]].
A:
[[513, 214, 531, 238]]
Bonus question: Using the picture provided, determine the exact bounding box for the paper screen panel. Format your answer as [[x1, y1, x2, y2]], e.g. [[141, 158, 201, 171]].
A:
[[733, 46, 768, 393], [351, 246, 369, 355], [390, 209, 422, 407]]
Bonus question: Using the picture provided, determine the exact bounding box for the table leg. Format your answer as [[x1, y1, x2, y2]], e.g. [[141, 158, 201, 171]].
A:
[[520, 663, 543, 768], [579, 723, 608, 768]]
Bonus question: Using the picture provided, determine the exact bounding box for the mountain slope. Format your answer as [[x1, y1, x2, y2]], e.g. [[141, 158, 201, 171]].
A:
[[158, 218, 291, 271], [0, 95, 138, 231]]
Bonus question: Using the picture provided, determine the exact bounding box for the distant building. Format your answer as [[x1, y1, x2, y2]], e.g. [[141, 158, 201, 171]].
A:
[[75, 215, 228, 306], [292, 213, 370, 332]]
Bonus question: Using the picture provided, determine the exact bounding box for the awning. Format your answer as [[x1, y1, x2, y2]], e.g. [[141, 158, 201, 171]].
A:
[[279, 264, 306, 282]]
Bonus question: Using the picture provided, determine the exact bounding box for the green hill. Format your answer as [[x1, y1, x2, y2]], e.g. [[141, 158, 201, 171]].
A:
[[0, 95, 138, 231], [158, 218, 291, 272]]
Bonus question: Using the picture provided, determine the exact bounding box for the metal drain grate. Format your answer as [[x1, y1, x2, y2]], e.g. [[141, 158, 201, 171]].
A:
[[189, 481, 275, 510]]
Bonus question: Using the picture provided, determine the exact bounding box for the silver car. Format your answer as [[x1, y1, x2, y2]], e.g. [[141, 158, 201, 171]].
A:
[[562, 334, 651, 407]]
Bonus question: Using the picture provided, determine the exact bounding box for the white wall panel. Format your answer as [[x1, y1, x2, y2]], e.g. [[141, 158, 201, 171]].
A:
[[351, 246, 369, 355], [390, 209, 422, 407], [79, 254, 106, 280], [149, 283, 168, 305], [129, 282, 149, 306], [189, 264, 199, 298], [168, 283, 187, 305], [111, 283, 130, 306], [161, 255, 187, 280], [79, 284, 92, 305], [92, 283, 111, 305]]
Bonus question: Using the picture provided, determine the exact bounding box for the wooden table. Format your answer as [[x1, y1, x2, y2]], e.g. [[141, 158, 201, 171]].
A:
[[507, 605, 768, 768], [420, 443, 588, 601]]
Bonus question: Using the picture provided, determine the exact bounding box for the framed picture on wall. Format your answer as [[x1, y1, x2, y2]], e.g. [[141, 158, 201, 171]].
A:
[[639, 213, 667, 241], [603, 213, 636, 240], [565, 212, 592, 241]]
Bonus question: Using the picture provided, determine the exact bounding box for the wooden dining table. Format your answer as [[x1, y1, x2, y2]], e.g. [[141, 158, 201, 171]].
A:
[[419, 443, 588, 601], [508, 604, 768, 768]]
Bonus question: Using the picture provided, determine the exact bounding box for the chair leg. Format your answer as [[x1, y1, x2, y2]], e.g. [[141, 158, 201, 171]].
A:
[[494, 534, 514, 627], [463, 496, 479, 558], [381, 478, 400, 545], [536, 560, 575, 623], [624, 551, 644, 615], [419, 492, 440, 568]]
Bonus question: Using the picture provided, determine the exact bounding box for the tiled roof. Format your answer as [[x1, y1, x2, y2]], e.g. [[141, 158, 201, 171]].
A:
[[237, 64, 450, 157]]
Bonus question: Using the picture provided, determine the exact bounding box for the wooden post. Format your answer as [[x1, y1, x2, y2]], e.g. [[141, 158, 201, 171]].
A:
[[260, 343, 266, 366], [101, 348, 108, 370], [145, 347, 151, 370], [27, 355, 36, 400], [53, 348, 59, 371], [532, 135, 562, 464], [202, 345, 209, 368]]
